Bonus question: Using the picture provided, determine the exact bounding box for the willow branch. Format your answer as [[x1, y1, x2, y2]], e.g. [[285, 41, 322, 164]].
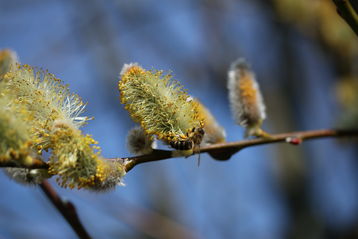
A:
[[40, 180, 92, 239], [332, 0, 358, 36], [122, 129, 358, 172], [1, 129, 358, 173]]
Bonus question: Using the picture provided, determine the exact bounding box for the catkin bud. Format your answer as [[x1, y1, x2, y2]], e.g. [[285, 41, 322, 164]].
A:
[[0, 49, 18, 78], [195, 99, 226, 145], [119, 63, 204, 151], [228, 58, 267, 137], [127, 126, 156, 155], [4, 168, 50, 185], [89, 158, 126, 191]]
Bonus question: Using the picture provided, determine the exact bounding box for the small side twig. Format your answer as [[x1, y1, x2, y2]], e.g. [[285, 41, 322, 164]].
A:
[[40, 181, 92, 239]]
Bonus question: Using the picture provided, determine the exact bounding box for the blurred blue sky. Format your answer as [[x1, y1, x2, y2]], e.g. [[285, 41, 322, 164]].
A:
[[0, 0, 357, 238]]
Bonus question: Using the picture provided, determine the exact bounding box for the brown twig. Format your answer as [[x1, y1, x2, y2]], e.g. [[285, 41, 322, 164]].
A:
[[40, 181, 92, 239], [2, 129, 358, 173], [122, 129, 358, 172], [108, 197, 200, 239]]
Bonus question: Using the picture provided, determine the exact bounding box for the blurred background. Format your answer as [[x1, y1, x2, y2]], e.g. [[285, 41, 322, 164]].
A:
[[1, 0, 358, 238]]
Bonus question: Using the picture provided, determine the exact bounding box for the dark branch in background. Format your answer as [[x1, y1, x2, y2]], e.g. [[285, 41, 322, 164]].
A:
[[332, 0, 358, 36], [109, 198, 200, 239], [40, 181, 92, 239], [123, 129, 358, 172]]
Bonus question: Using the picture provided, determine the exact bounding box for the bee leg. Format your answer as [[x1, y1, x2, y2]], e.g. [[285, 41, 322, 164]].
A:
[[197, 151, 201, 167], [169, 141, 177, 149], [192, 143, 201, 167]]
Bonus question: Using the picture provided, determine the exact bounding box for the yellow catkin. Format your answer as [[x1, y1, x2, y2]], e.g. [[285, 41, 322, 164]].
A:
[[0, 55, 51, 184], [119, 63, 204, 150], [49, 122, 125, 190], [3, 64, 125, 190], [0, 102, 33, 163]]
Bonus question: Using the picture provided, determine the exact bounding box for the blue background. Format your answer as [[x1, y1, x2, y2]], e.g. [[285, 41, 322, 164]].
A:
[[0, 1, 357, 238]]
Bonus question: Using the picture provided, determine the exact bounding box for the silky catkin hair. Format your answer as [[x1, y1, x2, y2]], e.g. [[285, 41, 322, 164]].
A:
[[3, 64, 126, 190], [127, 126, 155, 155], [119, 63, 204, 146], [0, 49, 18, 78], [195, 99, 226, 145], [228, 58, 266, 136]]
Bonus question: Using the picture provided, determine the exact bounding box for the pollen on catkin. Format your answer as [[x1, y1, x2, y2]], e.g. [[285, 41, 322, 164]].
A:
[[0, 87, 49, 184], [119, 63, 204, 150], [127, 126, 156, 155], [89, 158, 126, 191], [2, 64, 125, 190], [48, 121, 98, 189], [0, 52, 29, 163], [0, 96, 34, 163], [0, 50, 50, 184], [227, 58, 267, 138], [48, 119, 125, 190], [3, 64, 91, 153]]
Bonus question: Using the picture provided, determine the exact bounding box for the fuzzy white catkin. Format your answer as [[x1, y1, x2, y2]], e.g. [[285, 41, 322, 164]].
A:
[[0, 49, 18, 78], [4, 168, 50, 185], [227, 58, 266, 130], [127, 126, 156, 155], [202, 123, 226, 146], [195, 99, 226, 145]]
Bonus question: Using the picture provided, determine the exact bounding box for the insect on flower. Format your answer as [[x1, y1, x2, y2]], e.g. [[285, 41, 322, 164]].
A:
[[119, 63, 205, 151], [169, 127, 205, 150]]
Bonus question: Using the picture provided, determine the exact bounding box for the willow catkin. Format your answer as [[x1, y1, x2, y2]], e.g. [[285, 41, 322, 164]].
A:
[[195, 99, 226, 145], [127, 126, 155, 155], [3, 64, 125, 190], [0, 49, 18, 78], [119, 63, 204, 151], [228, 58, 267, 137]]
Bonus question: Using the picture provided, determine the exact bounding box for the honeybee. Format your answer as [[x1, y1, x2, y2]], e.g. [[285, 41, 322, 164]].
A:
[[169, 127, 205, 150]]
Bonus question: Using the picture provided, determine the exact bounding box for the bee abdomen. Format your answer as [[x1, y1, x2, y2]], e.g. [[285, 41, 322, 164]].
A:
[[170, 140, 193, 150]]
